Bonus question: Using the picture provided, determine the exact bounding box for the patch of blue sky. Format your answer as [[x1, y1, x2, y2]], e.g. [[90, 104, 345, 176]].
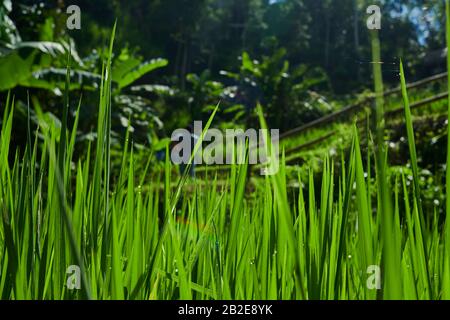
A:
[[390, 3, 440, 45]]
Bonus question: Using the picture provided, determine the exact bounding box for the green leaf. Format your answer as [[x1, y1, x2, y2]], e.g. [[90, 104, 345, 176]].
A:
[[115, 58, 168, 89], [0, 52, 35, 91]]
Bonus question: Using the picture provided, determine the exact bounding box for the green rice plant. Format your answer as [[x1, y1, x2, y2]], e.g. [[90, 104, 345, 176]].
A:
[[0, 23, 449, 300], [399, 61, 431, 298], [369, 22, 402, 300]]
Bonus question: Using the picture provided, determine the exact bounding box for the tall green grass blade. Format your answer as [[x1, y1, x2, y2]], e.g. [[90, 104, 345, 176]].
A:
[[399, 61, 431, 298]]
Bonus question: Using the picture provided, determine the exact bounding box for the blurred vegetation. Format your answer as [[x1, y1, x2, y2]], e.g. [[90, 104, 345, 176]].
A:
[[0, 0, 447, 163]]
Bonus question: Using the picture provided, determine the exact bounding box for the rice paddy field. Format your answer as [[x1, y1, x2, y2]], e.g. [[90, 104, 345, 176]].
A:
[[1, 1, 450, 301]]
